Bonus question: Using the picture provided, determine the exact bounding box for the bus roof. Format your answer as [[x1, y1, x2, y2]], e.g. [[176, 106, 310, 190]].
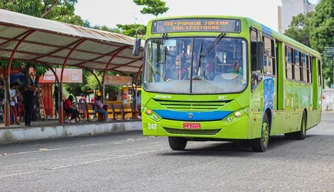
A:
[[148, 15, 321, 58]]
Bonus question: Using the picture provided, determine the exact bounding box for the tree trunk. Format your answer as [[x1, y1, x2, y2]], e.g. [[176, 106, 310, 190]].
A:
[[33, 75, 41, 121]]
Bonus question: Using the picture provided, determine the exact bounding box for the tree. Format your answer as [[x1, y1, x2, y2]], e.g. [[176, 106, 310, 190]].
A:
[[133, 0, 169, 17], [310, 0, 334, 87], [116, 24, 146, 37], [284, 12, 314, 47]]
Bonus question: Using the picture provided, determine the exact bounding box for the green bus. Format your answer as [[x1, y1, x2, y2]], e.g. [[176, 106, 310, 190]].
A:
[[132, 16, 322, 152]]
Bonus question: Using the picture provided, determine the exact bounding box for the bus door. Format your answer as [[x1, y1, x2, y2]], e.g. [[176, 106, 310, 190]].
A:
[[312, 58, 322, 124], [263, 36, 280, 134], [273, 40, 285, 134]]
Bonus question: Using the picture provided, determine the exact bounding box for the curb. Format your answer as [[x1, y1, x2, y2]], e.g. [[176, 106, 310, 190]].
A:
[[0, 121, 142, 145]]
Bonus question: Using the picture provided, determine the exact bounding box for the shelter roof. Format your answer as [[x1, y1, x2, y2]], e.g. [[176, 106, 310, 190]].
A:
[[0, 9, 144, 73]]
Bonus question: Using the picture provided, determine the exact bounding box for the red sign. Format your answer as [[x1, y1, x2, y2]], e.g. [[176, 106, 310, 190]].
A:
[[39, 68, 82, 84], [183, 123, 201, 129], [0, 68, 21, 76]]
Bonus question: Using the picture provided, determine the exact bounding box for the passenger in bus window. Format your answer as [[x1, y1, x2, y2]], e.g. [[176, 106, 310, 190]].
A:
[[233, 58, 243, 75], [192, 53, 200, 76], [204, 51, 217, 80]]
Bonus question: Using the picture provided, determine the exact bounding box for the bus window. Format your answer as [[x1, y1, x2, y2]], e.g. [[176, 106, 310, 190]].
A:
[[294, 50, 301, 81], [301, 53, 307, 82], [286, 47, 293, 79], [308, 56, 312, 83], [263, 36, 274, 76], [251, 29, 263, 91], [318, 59, 322, 87], [143, 37, 247, 94]]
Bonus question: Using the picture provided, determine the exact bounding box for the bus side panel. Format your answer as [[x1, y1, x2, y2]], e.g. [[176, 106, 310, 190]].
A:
[[285, 80, 300, 133], [250, 80, 264, 139]]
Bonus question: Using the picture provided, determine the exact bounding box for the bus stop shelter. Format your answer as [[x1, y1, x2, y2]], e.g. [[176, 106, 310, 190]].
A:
[[0, 9, 144, 126]]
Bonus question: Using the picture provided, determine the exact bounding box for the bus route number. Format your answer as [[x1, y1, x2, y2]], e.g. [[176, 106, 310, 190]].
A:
[[148, 123, 157, 130]]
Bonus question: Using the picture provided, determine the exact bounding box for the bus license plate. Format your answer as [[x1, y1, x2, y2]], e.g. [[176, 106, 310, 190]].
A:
[[183, 123, 200, 129]]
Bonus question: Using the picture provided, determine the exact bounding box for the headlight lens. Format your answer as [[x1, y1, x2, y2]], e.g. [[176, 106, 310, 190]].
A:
[[144, 107, 161, 121], [224, 107, 248, 123]]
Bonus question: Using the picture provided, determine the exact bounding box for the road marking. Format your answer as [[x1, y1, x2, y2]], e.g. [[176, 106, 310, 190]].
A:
[[0, 149, 160, 179], [3, 137, 151, 156]]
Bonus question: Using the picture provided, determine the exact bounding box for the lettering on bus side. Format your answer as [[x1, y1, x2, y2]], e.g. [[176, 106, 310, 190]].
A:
[[155, 95, 172, 99], [218, 96, 227, 100]]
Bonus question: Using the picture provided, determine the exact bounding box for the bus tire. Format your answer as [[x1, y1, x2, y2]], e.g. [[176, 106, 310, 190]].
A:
[[252, 113, 270, 152], [168, 137, 187, 151], [294, 112, 307, 140]]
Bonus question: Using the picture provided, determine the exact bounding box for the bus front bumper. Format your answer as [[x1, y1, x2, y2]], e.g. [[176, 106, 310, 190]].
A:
[[142, 113, 250, 139]]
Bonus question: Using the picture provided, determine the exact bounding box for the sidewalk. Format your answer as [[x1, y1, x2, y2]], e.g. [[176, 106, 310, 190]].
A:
[[0, 119, 142, 145]]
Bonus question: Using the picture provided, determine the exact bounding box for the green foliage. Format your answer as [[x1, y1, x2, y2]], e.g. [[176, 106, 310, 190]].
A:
[[133, 0, 169, 17], [1, 0, 41, 17], [28, 62, 48, 77], [116, 24, 146, 37], [91, 25, 122, 33], [284, 12, 314, 47], [309, 0, 334, 87], [82, 70, 121, 98], [310, 0, 334, 53]]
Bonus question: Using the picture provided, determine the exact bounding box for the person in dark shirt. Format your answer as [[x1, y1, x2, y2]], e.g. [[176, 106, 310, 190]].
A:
[[23, 84, 37, 126], [54, 85, 59, 119]]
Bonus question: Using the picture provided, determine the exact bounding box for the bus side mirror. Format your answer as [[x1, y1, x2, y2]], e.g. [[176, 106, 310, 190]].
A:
[[251, 41, 264, 71], [257, 41, 264, 71], [132, 38, 141, 56]]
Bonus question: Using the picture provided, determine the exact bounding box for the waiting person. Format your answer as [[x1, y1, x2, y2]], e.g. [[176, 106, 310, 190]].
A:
[[54, 85, 59, 119], [10, 84, 20, 125], [23, 84, 37, 126], [78, 93, 87, 103], [95, 96, 108, 122], [64, 95, 79, 123]]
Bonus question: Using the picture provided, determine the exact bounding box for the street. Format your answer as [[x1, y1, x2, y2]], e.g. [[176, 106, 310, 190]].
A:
[[0, 113, 333, 192]]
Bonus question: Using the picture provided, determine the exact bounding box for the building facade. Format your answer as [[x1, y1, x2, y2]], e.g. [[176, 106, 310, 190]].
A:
[[278, 0, 317, 33]]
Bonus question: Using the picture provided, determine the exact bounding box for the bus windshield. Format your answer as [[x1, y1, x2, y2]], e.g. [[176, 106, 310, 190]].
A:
[[143, 37, 247, 94]]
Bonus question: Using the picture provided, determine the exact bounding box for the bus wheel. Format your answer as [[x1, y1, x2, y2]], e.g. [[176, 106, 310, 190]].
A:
[[285, 112, 306, 140], [295, 112, 307, 140], [168, 137, 187, 151], [252, 113, 270, 152]]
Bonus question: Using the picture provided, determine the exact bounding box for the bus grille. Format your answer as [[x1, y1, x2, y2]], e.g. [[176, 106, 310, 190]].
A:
[[153, 99, 230, 111], [164, 128, 221, 135]]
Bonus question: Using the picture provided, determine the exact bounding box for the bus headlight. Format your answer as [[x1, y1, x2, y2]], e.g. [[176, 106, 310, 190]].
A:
[[146, 109, 152, 115], [224, 107, 248, 123], [235, 112, 241, 118], [144, 107, 162, 122]]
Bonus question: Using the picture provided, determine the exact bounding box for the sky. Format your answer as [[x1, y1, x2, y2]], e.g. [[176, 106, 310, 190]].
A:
[[74, 0, 319, 32]]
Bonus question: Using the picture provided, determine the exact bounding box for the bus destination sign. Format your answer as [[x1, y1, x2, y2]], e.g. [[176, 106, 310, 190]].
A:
[[151, 18, 241, 33]]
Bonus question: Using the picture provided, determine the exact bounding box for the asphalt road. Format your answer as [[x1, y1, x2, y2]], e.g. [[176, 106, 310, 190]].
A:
[[0, 113, 333, 192]]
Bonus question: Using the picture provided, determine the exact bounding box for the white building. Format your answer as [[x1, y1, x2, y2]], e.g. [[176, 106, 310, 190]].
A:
[[278, 0, 317, 33]]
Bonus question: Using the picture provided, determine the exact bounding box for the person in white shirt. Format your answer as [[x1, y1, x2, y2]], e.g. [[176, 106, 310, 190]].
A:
[[10, 84, 20, 125]]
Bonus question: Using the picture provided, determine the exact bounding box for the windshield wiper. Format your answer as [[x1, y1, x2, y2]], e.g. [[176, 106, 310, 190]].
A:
[[197, 40, 203, 73], [200, 32, 226, 58], [198, 32, 225, 73]]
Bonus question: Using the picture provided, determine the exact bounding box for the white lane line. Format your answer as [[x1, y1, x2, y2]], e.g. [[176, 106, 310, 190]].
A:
[[0, 149, 160, 179], [4, 137, 151, 156]]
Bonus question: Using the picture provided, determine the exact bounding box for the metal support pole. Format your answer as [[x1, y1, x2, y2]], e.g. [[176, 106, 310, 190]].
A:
[[133, 65, 143, 106], [59, 39, 86, 123], [101, 46, 128, 102], [5, 30, 35, 126]]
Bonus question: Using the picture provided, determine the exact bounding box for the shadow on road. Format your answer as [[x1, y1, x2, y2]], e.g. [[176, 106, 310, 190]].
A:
[[158, 134, 322, 157]]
